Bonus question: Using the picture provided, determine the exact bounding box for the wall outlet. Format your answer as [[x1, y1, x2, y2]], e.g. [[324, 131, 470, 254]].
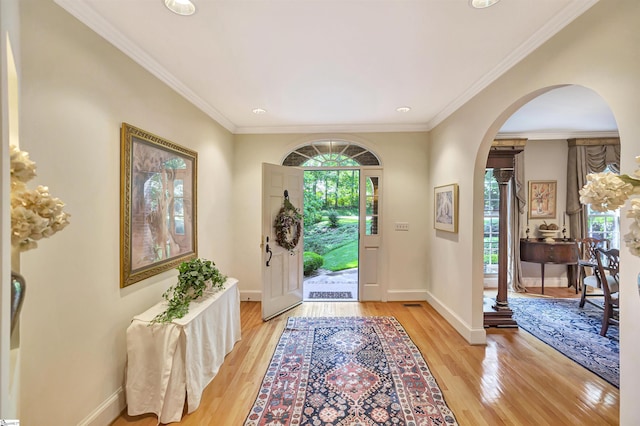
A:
[[395, 222, 409, 231]]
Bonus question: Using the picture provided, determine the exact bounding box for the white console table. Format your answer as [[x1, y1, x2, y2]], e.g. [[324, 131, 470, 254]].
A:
[[125, 278, 241, 424]]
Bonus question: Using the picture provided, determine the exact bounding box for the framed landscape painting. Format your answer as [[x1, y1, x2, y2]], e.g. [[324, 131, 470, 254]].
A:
[[528, 180, 557, 219], [120, 123, 198, 288], [434, 183, 458, 233]]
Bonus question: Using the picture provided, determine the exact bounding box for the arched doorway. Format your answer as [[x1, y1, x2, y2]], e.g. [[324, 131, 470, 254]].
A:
[[282, 140, 384, 301], [479, 84, 621, 343]]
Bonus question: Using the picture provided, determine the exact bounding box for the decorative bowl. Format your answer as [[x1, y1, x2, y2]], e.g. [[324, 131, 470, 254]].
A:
[[538, 229, 559, 242]]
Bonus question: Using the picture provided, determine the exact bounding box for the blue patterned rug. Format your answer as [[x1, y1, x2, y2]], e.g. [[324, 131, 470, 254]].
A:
[[508, 297, 619, 388]]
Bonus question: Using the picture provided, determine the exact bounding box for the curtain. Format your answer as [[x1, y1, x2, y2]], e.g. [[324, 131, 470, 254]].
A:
[[566, 143, 620, 240], [585, 144, 620, 174], [508, 151, 527, 292], [566, 145, 588, 240]]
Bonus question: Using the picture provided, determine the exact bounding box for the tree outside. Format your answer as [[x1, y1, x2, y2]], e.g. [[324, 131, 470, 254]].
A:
[[303, 170, 360, 275]]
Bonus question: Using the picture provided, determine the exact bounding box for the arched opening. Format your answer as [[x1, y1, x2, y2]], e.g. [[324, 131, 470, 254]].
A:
[[477, 84, 621, 386], [282, 140, 383, 302], [283, 140, 381, 167]]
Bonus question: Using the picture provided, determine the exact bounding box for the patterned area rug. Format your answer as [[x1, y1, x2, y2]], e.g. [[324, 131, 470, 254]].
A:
[[307, 291, 353, 300], [509, 297, 619, 388], [244, 316, 458, 425]]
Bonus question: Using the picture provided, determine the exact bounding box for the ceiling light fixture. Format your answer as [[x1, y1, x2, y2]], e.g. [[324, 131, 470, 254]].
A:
[[396, 106, 411, 113], [252, 108, 267, 115], [164, 0, 196, 16], [470, 0, 500, 9]]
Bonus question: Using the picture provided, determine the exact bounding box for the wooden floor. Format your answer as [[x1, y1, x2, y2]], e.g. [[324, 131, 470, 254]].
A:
[[112, 299, 619, 425]]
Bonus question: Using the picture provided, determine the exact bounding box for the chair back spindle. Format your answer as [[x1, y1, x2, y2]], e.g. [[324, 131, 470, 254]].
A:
[[593, 247, 619, 337]]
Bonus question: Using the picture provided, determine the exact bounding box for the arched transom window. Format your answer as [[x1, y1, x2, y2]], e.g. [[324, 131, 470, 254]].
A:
[[282, 140, 380, 167]]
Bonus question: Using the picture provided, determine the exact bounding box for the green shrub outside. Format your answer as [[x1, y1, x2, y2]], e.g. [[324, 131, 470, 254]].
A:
[[304, 239, 326, 255], [303, 252, 324, 276], [484, 254, 498, 264], [303, 195, 324, 227], [304, 221, 358, 255], [327, 210, 340, 228]]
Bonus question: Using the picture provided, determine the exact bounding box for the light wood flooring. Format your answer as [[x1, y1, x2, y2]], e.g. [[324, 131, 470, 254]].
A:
[[112, 298, 618, 425]]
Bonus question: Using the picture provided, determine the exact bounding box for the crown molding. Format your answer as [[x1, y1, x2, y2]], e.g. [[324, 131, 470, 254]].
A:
[[427, 0, 599, 131], [496, 130, 619, 141], [233, 122, 430, 135], [54, 0, 237, 133]]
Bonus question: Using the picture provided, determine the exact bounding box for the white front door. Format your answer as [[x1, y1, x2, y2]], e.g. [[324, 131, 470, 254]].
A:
[[262, 163, 304, 320]]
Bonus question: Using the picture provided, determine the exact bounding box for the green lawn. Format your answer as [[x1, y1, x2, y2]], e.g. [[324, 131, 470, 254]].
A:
[[322, 240, 358, 271]]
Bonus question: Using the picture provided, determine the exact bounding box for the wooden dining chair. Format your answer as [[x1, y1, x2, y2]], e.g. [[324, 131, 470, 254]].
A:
[[592, 247, 620, 337], [576, 237, 610, 307]]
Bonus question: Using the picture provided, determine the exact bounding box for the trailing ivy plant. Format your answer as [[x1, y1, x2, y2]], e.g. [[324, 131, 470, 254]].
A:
[[151, 258, 227, 324]]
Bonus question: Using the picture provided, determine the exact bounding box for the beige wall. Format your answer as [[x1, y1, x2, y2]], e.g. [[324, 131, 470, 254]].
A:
[[429, 0, 640, 422], [18, 1, 234, 424], [521, 140, 572, 286], [232, 132, 430, 301]]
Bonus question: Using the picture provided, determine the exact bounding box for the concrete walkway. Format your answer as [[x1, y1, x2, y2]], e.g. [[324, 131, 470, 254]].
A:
[[303, 268, 358, 301]]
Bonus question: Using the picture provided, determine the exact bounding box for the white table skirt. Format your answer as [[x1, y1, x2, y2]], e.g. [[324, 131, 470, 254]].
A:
[[126, 278, 241, 424]]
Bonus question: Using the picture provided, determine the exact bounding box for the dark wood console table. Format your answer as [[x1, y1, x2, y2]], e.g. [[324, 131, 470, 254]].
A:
[[520, 238, 580, 294]]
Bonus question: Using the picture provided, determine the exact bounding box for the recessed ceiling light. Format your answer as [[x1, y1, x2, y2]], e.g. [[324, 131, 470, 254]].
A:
[[252, 108, 267, 115], [470, 0, 500, 9], [396, 106, 411, 113], [164, 0, 196, 16]]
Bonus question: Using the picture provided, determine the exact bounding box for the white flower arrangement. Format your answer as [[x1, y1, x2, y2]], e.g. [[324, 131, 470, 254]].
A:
[[10, 145, 70, 252], [579, 156, 640, 257]]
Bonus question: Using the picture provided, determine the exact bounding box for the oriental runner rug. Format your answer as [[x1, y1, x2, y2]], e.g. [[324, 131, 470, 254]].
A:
[[244, 316, 458, 426], [509, 297, 619, 388]]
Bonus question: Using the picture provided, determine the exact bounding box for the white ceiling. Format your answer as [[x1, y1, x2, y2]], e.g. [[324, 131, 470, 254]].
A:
[[54, 0, 616, 137], [500, 85, 618, 140]]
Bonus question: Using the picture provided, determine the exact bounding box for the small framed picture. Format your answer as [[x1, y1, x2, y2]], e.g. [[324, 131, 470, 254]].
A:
[[434, 183, 458, 233], [528, 180, 557, 219]]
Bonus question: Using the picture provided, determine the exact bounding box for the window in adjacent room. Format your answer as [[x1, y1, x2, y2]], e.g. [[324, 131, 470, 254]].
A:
[[484, 169, 500, 274], [586, 167, 620, 247], [586, 205, 619, 248]]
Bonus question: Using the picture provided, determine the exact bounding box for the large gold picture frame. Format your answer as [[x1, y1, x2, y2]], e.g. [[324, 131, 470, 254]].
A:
[[120, 123, 198, 288]]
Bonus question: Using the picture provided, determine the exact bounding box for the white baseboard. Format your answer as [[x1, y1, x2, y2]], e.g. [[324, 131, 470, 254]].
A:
[[77, 387, 126, 426], [386, 289, 429, 301], [240, 290, 262, 301], [425, 291, 486, 345], [483, 276, 498, 288]]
